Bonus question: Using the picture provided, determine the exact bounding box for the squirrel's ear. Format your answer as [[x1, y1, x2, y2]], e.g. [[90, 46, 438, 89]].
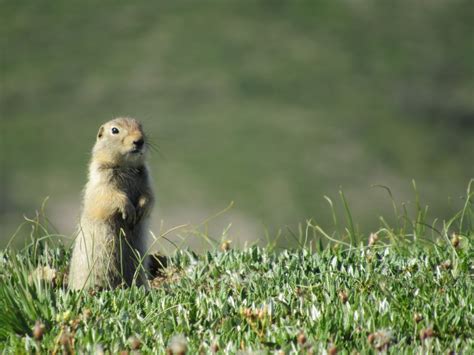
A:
[[97, 125, 104, 139]]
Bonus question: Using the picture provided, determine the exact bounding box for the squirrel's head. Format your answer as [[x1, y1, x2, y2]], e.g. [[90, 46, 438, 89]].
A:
[[93, 117, 147, 167]]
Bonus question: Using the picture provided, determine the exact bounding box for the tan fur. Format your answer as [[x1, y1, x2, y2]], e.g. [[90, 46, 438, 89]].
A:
[[68, 117, 154, 290]]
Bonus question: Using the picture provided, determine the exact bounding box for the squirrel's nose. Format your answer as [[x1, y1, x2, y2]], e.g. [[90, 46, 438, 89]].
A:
[[133, 139, 144, 149]]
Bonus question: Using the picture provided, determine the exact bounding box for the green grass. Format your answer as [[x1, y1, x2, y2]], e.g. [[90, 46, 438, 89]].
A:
[[1, 182, 473, 353]]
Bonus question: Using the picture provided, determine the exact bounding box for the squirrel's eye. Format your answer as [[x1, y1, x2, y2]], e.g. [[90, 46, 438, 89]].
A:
[[111, 127, 119, 135]]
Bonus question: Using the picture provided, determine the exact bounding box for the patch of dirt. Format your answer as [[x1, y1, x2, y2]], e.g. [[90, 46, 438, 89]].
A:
[[148, 253, 183, 288]]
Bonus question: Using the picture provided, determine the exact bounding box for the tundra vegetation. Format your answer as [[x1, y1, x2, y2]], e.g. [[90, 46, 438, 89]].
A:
[[0, 182, 472, 353]]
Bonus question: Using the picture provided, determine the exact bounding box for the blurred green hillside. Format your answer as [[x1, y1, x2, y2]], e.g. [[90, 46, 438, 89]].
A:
[[1, 1, 473, 246]]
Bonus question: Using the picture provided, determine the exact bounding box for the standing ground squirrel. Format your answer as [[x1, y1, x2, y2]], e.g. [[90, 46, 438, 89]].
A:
[[68, 117, 154, 290]]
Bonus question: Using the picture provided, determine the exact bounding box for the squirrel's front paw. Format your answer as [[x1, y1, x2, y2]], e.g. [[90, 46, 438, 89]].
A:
[[119, 202, 136, 224], [135, 196, 151, 221]]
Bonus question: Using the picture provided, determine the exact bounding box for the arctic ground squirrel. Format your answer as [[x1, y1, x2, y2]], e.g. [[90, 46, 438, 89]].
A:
[[68, 117, 154, 290]]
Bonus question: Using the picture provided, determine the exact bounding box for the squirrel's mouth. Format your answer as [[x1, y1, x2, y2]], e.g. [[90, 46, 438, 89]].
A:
[[129, 148, 143, 155]]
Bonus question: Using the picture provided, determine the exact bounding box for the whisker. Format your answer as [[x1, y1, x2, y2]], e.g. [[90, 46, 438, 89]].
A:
[[146, 140, 166, 159]]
